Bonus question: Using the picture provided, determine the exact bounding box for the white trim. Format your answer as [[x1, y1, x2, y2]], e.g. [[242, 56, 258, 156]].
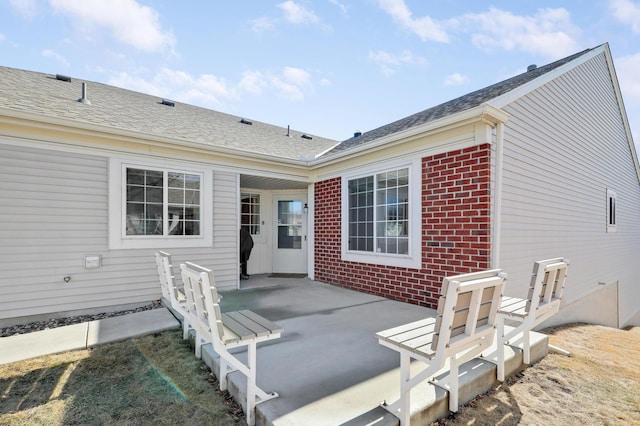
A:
[[341, 158, 422, 269], [307, 183, 315, 280], [606, 188, 617, 233], [108, 158, 213, 249]]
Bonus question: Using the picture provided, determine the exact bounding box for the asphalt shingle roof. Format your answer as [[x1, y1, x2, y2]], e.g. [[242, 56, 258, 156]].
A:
[[325, 47, 594, 156], [0, 47, 594, 162], [0, 67, 339, 161]]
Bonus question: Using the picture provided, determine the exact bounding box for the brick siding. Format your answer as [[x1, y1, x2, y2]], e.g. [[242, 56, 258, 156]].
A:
[[313, 144, 492, 308]]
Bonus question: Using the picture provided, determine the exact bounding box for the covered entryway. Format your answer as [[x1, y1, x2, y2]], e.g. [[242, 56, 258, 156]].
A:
[[240, 175, 310, 279]]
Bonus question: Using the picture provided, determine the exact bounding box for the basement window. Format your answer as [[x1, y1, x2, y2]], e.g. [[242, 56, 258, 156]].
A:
[[607, 189, 617, 233]]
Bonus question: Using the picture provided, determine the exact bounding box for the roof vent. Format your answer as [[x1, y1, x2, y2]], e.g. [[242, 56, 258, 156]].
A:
[[301, 134, 312, 140], [160, 99, 175, 107], [286, 125, 291, 137], [77, 82, 91, 105], [240, 118, 253, 125], [56, 74, 71, 82], [527, 64, 537, 72], [353, 130, 362, 138]]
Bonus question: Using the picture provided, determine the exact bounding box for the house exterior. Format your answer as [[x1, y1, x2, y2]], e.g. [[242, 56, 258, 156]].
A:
[[1, 43, 639, 328]]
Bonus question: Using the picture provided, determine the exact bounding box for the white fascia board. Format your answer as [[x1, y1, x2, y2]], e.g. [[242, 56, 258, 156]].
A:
[[311, 104, 509, 168], [489, 45, 607, 109]]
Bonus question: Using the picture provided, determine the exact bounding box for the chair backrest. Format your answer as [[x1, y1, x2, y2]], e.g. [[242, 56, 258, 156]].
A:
[[525, 257, 569, 321], [180, 262, 225, 343], [432, 269, 507, 355], [154, 251, 173, 301], [155, 251, 185, 305]]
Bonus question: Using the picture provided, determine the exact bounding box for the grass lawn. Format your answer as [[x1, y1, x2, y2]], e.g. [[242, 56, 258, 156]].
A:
[[0, 329, 243, 425]]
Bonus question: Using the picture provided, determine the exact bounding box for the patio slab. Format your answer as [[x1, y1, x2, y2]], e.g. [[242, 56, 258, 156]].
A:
[[196, 277, 549, 425]]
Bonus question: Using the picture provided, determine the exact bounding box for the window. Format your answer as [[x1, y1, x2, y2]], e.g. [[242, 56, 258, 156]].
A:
[[126, 168, 201, 236], [348, 169, 409, 254], [241, 192, 261, 235], [342, 161, 421, 268], [607, 189, 617, 232], [109, 159, 212, 249]]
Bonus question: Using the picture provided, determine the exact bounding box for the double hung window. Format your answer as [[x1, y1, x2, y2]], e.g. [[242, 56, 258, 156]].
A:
[[125, 168, 201, 236], [342, 161, 421, 268], [109, 159, 212, 249], [348, 169, 409, 254]]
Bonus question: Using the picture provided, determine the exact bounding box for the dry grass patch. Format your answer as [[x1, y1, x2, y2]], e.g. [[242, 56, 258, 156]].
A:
[[0, 329, 243, 425], [438, 324, 640, 426]]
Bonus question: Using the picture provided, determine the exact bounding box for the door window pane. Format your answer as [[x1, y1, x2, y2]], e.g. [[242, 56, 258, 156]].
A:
[[277, 200, 302, 249]]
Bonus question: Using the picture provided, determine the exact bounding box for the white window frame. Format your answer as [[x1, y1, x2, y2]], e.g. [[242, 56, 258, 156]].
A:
[[341, 158, 422, 269], [109, 158, 213, 249], [607, 188, 617, 233]]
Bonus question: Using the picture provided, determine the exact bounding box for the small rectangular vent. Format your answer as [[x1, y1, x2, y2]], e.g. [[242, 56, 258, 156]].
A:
[[56, 74, 72, 82], [301, 134, 312, 140], [160, 99, 175, 107], [240, 118, 253, 125]]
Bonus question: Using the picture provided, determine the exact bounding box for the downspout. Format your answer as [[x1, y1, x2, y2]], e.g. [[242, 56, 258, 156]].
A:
[[492, 122, 505, 268]]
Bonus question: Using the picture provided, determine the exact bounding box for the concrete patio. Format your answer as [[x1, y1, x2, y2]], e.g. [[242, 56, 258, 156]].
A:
[[188, 275, 549, 426]]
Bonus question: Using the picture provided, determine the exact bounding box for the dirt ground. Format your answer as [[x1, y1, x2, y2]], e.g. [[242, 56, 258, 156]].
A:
[[438, 323, 640, 426]]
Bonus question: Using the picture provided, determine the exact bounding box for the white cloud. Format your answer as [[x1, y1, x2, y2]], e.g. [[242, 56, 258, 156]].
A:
[[369, 49, 426, 75], [49, 0, 175, 52], [459, 7, 579, 58], [283, 66, 311, 86], [41, 49, 70, 67], [249, 17, 275, 33], [270, 77, 305, 101], [9, 0, 38, 18], [109, 68, 234, 107], [109, 65, 317, 109], [329, 0, 348, 16], [377, 0, 449, 43], [239, 71, 267, 95], [609, 0, 640, 33], [278, 1, 319, 24], [444, 73, 469, 86]]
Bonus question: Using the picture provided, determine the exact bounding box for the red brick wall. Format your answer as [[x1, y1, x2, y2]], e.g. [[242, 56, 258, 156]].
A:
[[314, 144, 492, 308]]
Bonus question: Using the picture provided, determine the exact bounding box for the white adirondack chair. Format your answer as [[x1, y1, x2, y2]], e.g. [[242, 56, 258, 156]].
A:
[[154, 251, 192, 339], [496, 257, 569, 381], [376, 269, 507, 425], [180, 261, 282, 426]]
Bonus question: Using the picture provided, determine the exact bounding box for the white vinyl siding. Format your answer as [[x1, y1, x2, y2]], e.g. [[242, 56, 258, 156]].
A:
[[495, 52, 640, 327], [0, 144, 239, 322]]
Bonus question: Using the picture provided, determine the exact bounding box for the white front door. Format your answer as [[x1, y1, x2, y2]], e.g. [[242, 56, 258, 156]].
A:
[[272, 194, 308, 274]]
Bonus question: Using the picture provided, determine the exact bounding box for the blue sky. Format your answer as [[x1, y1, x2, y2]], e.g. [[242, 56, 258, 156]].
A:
[[1, 0, 640, 156]]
